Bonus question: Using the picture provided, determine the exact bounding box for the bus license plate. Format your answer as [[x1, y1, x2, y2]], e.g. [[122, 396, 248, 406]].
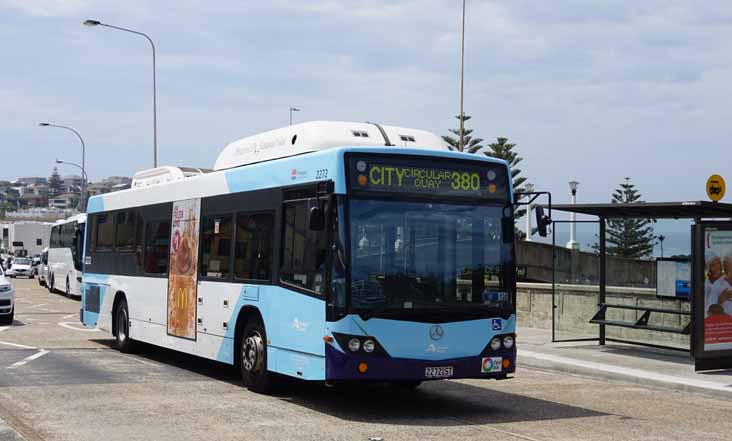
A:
[[425, 366, 453, 378]]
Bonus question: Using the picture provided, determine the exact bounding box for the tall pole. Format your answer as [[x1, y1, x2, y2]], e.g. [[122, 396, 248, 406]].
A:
[[459, 0, 466, 152], [567, 181, 579, 250], [524, 183, 534, 241], [39, 123, 86, 211], [84, 20, 157, 167]]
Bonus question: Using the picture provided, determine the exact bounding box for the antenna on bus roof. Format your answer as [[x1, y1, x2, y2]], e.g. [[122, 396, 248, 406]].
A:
[[366, 122, 394, 146]]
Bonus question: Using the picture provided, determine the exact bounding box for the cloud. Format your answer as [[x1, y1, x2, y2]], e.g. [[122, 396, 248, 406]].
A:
[[0, 0, 91, 17]]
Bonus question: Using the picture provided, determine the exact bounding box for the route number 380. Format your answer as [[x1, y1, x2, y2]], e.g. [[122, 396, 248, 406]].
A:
[[451, 172, 481, 191]]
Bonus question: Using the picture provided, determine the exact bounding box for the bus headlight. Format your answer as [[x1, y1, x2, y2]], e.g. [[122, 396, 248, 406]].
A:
[[0, 285, 11, 292], [490, 337, 502, 351], [363, 339, 375, 353], [503, 335, 514, 349], [348, 338, 361, 352]]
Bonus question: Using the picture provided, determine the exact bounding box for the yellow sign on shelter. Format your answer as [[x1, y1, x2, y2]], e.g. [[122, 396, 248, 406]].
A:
[[706, 174, 726, 202]]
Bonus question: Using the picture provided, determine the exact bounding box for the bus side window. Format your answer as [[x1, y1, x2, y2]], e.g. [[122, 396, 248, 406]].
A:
[[115, 211, 136, 252], [234, 213, 273, 281], [144, 220, 170, 274], [200, 214, 233, 279], [280, 201, 328, 294], [95, 214, 114, 252]]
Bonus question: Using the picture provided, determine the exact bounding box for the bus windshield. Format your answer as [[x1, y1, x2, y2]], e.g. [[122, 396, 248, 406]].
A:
[[348, 199, 514, 318]]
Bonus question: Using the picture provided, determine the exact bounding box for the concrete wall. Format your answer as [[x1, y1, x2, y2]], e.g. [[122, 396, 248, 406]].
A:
[[517, 282, 690, 348], [517, 240, 657, 288]]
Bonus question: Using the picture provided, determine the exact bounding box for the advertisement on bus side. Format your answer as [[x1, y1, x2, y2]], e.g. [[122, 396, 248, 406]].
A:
[[167, 198, 201, 340]]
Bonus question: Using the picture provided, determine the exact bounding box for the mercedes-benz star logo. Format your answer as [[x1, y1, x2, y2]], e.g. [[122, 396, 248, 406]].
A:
[[429, 325, 444, 341]]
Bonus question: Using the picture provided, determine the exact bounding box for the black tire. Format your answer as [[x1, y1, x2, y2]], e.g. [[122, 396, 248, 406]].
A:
[[388, 381, 422, 390], [65, 277, 71, 298], [114, 299, 135, 353], [240, 320, 271, 394], [0, 308, 13, 326], [49, 274, 55, 293]]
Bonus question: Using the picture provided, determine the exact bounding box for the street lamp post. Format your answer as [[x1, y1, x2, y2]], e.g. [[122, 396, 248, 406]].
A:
[[567, 180, 579, 250], [84, 19, 158, 168], [524, 183, 535, 241], [55, 159, 88, 211], [458, 0, 466, 152], [39, 123, 86, 210], [289, 107, 301, 125]]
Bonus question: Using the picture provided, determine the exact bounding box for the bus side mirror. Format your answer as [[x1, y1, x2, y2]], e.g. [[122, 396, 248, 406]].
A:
[[535, 206, 551, 237], [308, 206, 325, 231]]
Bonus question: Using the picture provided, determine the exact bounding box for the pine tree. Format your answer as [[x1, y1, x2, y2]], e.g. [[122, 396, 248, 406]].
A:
[[605, 178, 656, 258], [484, 137, 528, 225], [442, 114, 484, 153], [48, 167, 62, 197]]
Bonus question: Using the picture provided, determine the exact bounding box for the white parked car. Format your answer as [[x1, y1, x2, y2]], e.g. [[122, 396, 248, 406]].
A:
[[7, 257, 34, 279], [0, 266, 14, 325]]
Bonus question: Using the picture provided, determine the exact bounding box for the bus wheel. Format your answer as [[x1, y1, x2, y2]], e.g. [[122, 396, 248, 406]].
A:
[[65, 277, 71, 298], [240, 321, 271, 394], [48, 275, 55, 293], [114, 299, 135, 353]]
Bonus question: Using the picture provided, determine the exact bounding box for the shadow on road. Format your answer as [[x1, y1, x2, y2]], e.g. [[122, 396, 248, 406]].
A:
[[273, 379, 609, 426], [92, 339, 609, 426], [91, 339, 240, 383]]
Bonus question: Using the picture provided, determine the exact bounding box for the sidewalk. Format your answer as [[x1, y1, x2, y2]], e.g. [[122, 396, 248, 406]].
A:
[[517, 326, 732, 398]]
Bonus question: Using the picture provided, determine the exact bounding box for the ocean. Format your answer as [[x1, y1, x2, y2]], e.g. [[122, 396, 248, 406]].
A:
[[530, 222, 691, 258]]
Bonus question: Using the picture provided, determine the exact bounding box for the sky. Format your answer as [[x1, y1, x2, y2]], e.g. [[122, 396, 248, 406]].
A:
[[2, 0, 732, 226]]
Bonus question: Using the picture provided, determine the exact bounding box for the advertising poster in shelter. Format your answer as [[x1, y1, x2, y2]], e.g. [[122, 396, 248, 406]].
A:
[[167, 198, 201, 340], [703, 228, 732, 351]]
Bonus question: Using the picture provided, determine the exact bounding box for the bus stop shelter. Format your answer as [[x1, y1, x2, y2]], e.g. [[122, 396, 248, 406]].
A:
[[548, 201, 732, 358]]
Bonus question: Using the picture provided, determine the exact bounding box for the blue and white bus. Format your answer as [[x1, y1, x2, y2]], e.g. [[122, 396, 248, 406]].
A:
[[81, 121, 517, 393]]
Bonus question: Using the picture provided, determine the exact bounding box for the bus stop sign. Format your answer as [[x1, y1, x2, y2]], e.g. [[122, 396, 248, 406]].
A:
[[706, 174, 726, 202]]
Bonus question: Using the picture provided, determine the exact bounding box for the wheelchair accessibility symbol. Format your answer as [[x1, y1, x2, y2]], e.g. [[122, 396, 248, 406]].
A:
[[492, 319, 502, 331]]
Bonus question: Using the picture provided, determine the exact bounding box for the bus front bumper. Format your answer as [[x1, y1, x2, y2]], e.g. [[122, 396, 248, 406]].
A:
[[325, 345, 516, 381]]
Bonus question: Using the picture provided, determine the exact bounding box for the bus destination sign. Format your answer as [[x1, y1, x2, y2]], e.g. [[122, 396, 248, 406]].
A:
[[348, 155, 508, 199]]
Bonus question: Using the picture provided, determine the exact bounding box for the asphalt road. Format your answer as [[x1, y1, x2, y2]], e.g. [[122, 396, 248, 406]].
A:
[[0, 278, 731, 441]]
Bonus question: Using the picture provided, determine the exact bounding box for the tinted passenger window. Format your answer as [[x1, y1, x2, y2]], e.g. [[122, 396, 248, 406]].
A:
[[281, 201, 328, 294], [115, 211, 136, 251], [95, 214, 114, 251], [50, 228, 58, 248], [234, 213, 273, 281], [201, 215, 232, 278], [144, 220, 170, 274]]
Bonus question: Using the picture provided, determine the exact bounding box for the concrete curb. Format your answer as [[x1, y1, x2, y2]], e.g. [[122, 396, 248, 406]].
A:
[[0, 417, 26, 441], [518, 349, 732, 399]]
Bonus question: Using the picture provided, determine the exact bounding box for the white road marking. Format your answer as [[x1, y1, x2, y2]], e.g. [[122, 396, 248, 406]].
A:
[[0, 326, 10, 332], [57, 322, 100, 332], [0, 340, 36, 350], [26, 303, 47, 309], [62, 314, 76, 319], [7, 349, 49, 369], [519, 349, 732, 394]]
